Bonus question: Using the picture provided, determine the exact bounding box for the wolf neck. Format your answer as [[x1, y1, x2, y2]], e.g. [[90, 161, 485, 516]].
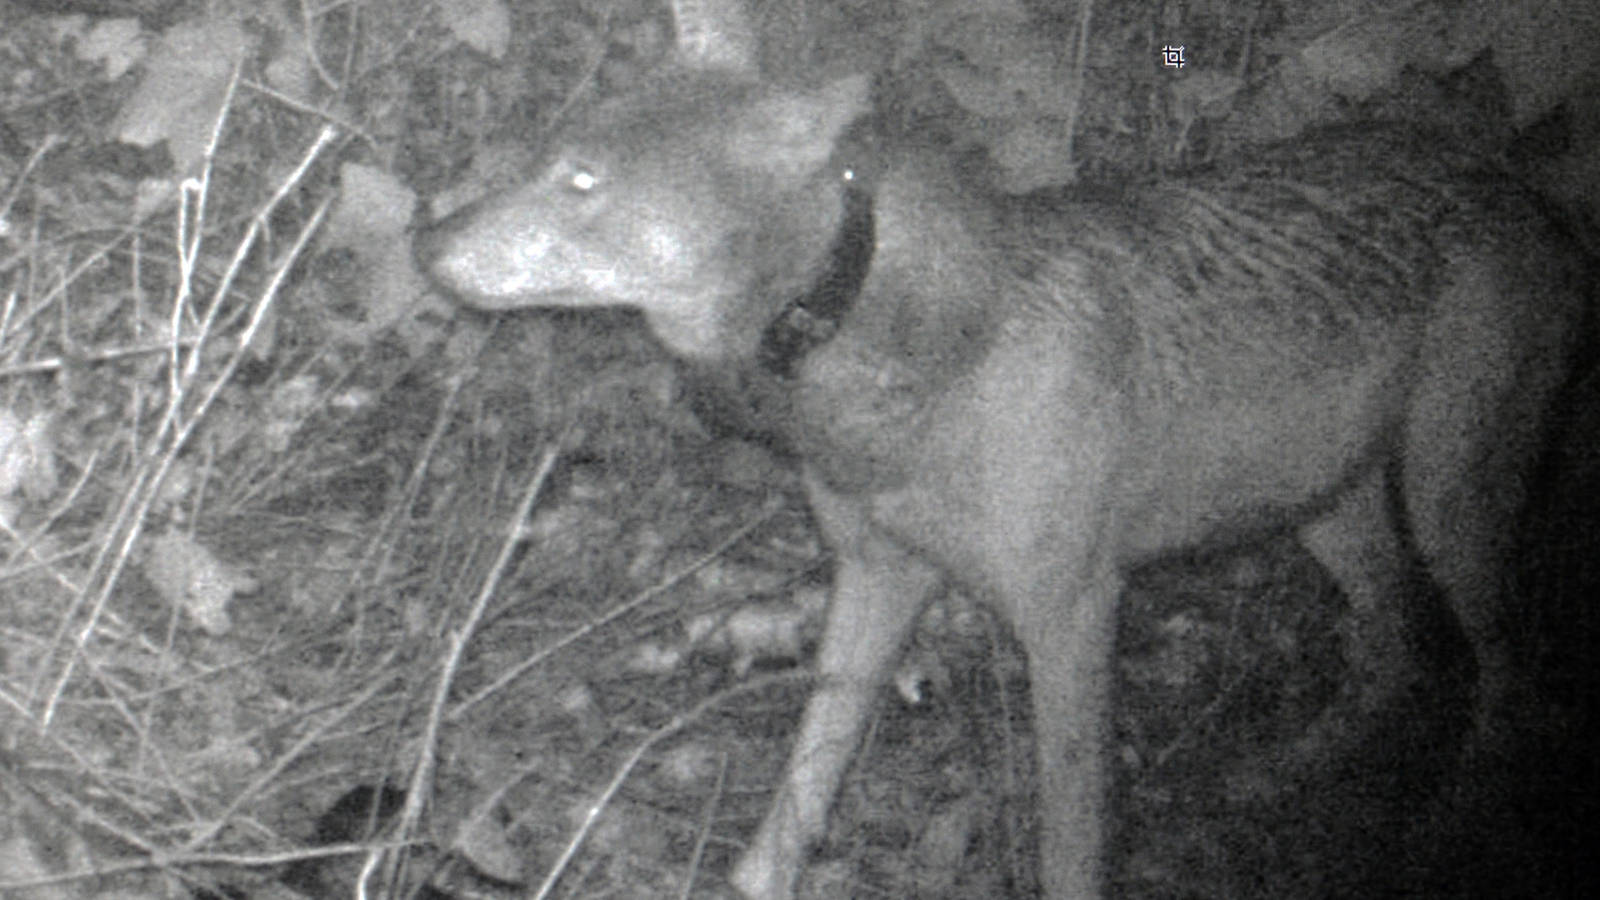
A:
[[671, 182, 876, 445]]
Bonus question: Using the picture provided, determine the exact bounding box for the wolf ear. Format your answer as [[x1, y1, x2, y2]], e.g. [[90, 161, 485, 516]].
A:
[[727, 75, 872, 180]]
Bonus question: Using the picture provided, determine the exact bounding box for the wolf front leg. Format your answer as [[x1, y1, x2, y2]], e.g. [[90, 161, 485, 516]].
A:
[[731, 475, 942, 900]]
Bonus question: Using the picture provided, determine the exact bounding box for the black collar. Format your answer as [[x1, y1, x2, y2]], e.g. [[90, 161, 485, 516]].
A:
[[756, 183, 876, 377]]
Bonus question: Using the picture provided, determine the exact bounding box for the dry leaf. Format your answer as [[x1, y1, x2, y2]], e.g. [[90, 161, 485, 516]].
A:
[[0, 408, 58, 524], [77, 17, 146, 80], [439, 0, 512, 59], [321, 163, 438, 345], [143, 530, 255, 635], [112, 15, 250, 174], [453, 808, 522, 882], [323, 163, 416, 250]]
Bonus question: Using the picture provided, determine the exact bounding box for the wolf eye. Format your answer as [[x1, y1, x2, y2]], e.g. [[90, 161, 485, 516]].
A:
[[546, 154, 602, 195], [568, 166, 598, 193]]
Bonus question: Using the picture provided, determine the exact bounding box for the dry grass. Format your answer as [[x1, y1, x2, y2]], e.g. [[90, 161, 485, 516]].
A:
[[1, 2, 1594, 899]]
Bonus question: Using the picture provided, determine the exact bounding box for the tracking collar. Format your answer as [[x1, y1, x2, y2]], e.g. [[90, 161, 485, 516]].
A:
[[756, 181, 876, 377]]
